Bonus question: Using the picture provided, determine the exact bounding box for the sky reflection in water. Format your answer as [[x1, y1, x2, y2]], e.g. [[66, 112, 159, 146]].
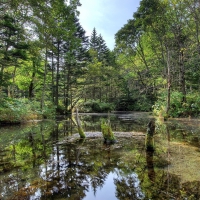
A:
[[1, 113, 200, 199]]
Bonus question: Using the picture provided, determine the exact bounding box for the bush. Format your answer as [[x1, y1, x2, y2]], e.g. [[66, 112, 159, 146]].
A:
[[153, 91, 200, 118], [133, 95, 154, 111], [0, 98, 56, 123]]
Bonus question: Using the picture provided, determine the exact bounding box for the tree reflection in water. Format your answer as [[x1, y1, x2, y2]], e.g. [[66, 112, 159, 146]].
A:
[[114, 172, 145, 200], [2, 116, 200, 199], [146, 150, 155, 183]]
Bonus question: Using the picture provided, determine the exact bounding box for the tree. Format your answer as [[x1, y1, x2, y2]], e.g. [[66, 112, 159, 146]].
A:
[[89, 28, 99, 51], [97, 34, 110, 63], [62, 15, 90, 112], [0, 13, 29, 95]]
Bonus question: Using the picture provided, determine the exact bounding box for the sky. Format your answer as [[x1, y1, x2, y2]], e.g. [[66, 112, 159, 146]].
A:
[[78, 0, 141, 50]]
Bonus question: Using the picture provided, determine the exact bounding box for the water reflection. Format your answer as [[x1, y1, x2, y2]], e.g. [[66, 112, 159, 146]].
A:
[[146, 150, 155, 183], [114, 171, 144, 200], [85, 171, 117, 200], [1, 114, 200, 199]]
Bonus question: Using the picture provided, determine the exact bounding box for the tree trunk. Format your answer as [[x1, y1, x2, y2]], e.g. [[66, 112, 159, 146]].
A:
[[75, 108, 86, 138], [28, 60, 36, 99], [146, 119, 155, 151], [41, 46, 48, 111], [166, 49, 171, 116], [55, 41, 60, 109], [179, 50, 186, 103], [11, 65, 17, 98], [65, 64, 71, 112], [51, 49, 55, 103]]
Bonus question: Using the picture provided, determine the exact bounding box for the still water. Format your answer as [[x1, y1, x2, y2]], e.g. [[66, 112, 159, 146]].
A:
[[1, 112, 200, 200]]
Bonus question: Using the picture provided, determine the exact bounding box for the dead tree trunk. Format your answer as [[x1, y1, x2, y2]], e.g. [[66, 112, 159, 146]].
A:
[[75, 108, 86, 138], [146, 119, 155, 151]]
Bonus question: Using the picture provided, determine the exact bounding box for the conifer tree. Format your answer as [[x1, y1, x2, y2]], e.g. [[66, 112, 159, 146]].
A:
[[97, 34, 110, 63], [89, 29, 110, 63], [89, 28, 99, 51], [62, 16, 89, 112]]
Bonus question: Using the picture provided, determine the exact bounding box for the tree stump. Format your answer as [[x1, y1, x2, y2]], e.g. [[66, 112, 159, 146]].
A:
[[146, 119, 155, 151], [101, 120, 116, 144]]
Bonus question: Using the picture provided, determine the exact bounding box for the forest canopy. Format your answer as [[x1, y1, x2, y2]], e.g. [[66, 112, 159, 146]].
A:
[[1, 0, 200, 123]]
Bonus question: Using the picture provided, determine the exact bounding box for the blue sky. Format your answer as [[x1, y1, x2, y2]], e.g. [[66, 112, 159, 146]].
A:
[[78, 0, 141, 50]]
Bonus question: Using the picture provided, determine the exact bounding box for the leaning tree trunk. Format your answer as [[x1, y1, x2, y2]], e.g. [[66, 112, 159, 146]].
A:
[[75, 108, 86, 138]]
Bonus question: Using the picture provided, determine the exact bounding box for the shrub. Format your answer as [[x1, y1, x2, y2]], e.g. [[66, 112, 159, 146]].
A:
[[42, 101, 56, 119], [0, 98, 56, 123], [153, 91, 200, 118]]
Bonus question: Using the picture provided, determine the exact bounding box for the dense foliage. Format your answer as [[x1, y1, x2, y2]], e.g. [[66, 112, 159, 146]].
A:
[[1, 0, 200, 122], [115, 0, 200, 118]]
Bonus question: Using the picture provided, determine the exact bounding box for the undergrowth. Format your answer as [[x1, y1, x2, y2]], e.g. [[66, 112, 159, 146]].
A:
[[0, 98, 56, 123]]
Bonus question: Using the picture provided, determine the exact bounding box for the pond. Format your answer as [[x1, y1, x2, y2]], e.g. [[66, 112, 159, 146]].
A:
[[1, 112, 200, 200]]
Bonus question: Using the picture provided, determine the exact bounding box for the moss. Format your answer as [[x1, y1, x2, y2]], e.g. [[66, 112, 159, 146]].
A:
[[78, 127, 86, 138], [101, 121, 116, 144]]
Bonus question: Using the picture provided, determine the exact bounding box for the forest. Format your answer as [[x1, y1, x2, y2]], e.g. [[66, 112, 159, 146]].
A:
[[1, 0, 200, 123]]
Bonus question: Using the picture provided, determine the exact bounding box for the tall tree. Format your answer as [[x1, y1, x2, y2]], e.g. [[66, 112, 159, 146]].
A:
[[0, 13, 29, 94], [62, 15, 89, 112], [97, 34, 110, 63], [89, 28, 99, 51]]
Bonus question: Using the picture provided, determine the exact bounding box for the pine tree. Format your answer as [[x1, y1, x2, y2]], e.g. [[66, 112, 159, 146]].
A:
[[97, 34, 110, 63], [62, 16, 90, 112], [89, 28, 99, 51], [89, 29, 110, 63]]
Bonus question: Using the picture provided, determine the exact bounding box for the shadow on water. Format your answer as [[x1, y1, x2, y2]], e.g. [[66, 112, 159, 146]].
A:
[[1, 113, 200, 199]]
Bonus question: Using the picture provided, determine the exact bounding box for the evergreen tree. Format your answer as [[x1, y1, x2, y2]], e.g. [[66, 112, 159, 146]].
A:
[[89, 29, 110, 62], [97, 34, 110, 63], [62, 15, 90, 112], [89, 28, 99, 51]]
